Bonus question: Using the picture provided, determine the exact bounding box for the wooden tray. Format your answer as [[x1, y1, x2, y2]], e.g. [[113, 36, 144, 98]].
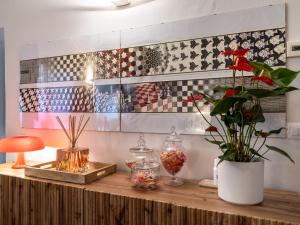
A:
[[25, 161, 117, 184]]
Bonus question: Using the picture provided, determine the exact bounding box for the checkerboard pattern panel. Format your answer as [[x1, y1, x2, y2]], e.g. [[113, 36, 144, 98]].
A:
[[132, 83, 158, 108], [170, 79, 216, 113], [133, 83, 172, 112], [48, 53, 92, 82], [20, 27, 286, 83], [121, 77, 286, 113]]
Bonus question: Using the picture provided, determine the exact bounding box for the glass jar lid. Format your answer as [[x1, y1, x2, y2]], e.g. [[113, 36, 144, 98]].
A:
[[164, 126, 182, 143], [129, 134, 153, 153]]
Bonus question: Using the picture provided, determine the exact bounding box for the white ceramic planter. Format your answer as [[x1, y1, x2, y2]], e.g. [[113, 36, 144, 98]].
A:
[[218, 160, 264, 205]]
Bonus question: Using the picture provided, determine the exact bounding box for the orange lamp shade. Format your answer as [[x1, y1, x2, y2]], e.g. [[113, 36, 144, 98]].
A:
[[0, 136, 45, 169]]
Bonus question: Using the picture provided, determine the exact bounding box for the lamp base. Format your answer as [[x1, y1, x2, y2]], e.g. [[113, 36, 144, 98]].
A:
[[12, 152, 26, 169]]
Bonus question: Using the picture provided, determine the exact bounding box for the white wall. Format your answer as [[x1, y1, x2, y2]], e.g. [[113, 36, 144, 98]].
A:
[[0, 0, 299, 192]]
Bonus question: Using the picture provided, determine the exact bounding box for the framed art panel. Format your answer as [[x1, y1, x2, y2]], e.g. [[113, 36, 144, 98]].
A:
[[119, 4, 286, 135], [19, 31, 122, 131], [19, 4, 287, 136]]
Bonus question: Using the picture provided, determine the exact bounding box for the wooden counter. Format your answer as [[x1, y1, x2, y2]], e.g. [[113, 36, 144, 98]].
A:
[[0, 162, 299, 225]]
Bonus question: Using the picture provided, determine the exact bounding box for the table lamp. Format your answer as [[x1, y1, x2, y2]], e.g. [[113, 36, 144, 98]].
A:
[[0, 136, 45, 169]]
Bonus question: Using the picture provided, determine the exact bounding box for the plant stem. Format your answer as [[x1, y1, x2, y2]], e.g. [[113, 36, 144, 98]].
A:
[[215, 115, 229, 143], [257, 138, 267, 153], [210, 132, 225, 153], [192, 97, 227, 144]]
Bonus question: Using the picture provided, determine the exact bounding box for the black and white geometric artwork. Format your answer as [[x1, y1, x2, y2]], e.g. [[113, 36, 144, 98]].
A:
[[19, 4, 287, 135], [120, 77, 286, 114], [119, 28, 285, 77], [19, 85, 120, 113]]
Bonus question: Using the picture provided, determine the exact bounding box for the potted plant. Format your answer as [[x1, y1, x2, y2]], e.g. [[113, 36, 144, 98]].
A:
[[185, 48, 298, 205]]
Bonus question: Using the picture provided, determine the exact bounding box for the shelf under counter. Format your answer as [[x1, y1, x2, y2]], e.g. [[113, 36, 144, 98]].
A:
[[0, 162, 299, 225]]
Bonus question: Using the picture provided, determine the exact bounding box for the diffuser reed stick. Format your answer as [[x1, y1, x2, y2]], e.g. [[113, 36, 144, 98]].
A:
[[56, 115, 90, 172], [56, 115, 90, 149]]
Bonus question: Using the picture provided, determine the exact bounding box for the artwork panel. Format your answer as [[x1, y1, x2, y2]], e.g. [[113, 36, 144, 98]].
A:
[[19, 85, 95, 113], [21, 49, 121, 84], [20, 60, 34, 84], [121, 77, 286, 114], [94, 84, 121, 113], [18, 4, 286, 135], [47, 52, 98, 82], [119, 28, 286, 78], [94, 49, 120, 80], [19, 83, 121, 114]]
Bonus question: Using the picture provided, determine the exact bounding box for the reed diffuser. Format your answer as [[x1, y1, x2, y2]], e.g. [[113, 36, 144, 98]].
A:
[[56, 115, 90, 173]]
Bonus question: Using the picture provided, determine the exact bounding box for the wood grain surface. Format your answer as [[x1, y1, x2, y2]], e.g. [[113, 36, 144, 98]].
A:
[[0, 162, 299, 225]]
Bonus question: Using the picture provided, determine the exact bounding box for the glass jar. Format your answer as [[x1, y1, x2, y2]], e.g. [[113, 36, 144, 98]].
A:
[[160, 126, 186, 186], [125, 134, 154, 175], [131, 161, 160, 190], [56, 146, 89, 173]]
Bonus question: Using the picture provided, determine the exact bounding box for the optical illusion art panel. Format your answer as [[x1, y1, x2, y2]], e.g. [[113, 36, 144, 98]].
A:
[[19, 85, 120, 113], [119, 28, 285, 77], [120, 77, 286, 113], [19, 5, 287, 134]]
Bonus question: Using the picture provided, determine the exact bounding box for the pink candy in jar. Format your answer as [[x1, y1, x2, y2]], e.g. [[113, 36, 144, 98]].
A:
[[131, 161, 160, 190], [160, 149, 186, 175], [160, 127, 187, 186], [125, 134, 154, 178]]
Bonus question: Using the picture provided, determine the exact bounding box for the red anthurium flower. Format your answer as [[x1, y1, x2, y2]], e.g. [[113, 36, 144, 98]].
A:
[[223, 48, 249, 57], [224, 88, 240, 97], [183, 95, 204, 103], [252, 76, 273, 86], [205, 126, 218, 132], [228, 57, 253, 72]]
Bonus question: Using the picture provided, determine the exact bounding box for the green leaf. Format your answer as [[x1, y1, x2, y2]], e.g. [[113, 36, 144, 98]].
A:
[[192, 92, 215, 105], [221, 114, 230, 127], [265, 145, 295, 164], [210, 97, 247, 116], [249, 61, 273, 77], [213, 85, 243, 93], [204, 138, 224, 146], [249, 148, 269, 160], [271, 68, 300, 87], [269, 127, 286, 135], [272, 86, 298, 95], [228, 128, 238, 134], [213, 85, 228, 93], [255, 128, 285, 138], [246, 89, 274, 98], [247, 87, 298, 98], [217, 149, 232, 165], [220, 143, 228, 149]]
